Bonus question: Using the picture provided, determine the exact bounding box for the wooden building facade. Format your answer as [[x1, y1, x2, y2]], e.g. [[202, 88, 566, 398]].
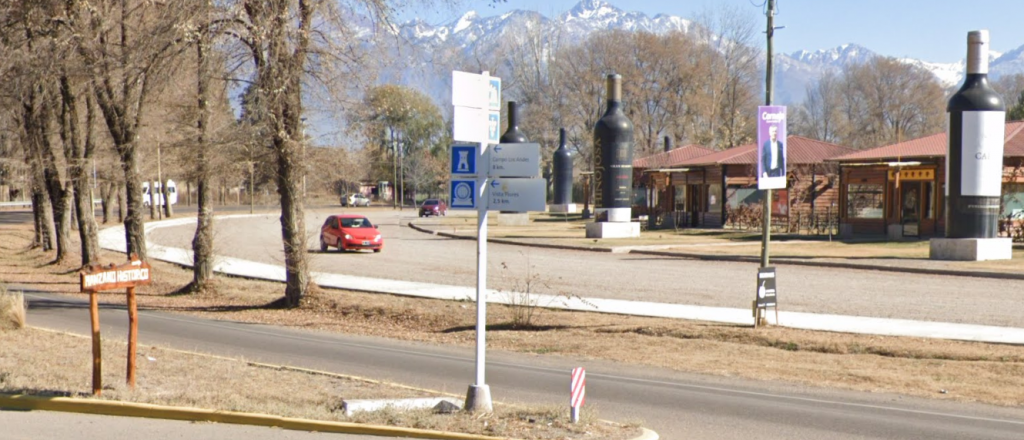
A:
[[634, 136, 852, 230], [833, 121, 1024, 240], [632, 144, 715, 228]]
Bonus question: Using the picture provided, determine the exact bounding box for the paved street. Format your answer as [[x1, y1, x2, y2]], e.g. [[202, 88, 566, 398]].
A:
[[148, 208, 1024, 328], [22, 291, 1024, 440]]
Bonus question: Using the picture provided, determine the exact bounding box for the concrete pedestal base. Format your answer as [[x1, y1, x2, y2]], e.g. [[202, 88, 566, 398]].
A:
[[547, 203, 577, 214], [496, 212, 530, 226], [464, 384, 492, 413], [585, 221, 641, 239], [929, 237, 1012, 261]]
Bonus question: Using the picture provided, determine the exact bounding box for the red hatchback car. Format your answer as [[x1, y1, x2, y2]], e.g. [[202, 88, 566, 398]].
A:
[[418, 199, 448, 217], [320, 214, 383, 253]]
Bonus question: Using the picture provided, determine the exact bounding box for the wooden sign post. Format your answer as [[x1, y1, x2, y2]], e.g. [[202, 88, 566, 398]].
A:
[[79, 255, 152, 395]]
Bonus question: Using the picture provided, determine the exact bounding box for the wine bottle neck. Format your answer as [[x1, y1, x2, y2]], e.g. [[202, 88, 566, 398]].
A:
[[967, 30, 989, 74], [507, 102, 519, 128]]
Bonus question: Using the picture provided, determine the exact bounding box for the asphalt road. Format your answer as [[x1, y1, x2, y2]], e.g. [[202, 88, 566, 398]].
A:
[[21, 290, 1024, 440], [148, 207, 1024, 328], [14, 206, 1024, 438]]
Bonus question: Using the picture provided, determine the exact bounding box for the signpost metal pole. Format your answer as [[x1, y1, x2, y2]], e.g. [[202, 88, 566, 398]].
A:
[[475, 144, 488, 388]]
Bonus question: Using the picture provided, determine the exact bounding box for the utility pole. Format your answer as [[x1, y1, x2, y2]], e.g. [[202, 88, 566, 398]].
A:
[[760, 0, 777, 268]]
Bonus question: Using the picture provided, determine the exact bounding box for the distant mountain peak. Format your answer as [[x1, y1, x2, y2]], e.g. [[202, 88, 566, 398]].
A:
[[369, 1, 1024, 107], [453, 11, 478, 33], [568, 0, 620, 19]]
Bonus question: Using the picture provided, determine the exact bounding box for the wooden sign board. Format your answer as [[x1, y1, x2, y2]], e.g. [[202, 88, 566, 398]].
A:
[[81, 259, 152, 292], [79, 254, 151, 395]]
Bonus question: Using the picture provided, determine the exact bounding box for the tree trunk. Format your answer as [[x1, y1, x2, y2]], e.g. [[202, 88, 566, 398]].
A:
[[26, 84, 72, 263], [162, 181, 173, 218], [149, 180, 157, 220], [60, 76, 101, 266], [43, 167, 72, 263], [117, 184, 125, 223], [29, 167, 54, 251], [101, 181, 113, 224], [191, 31, 214, 290], [118, 153, 147, 261], [275, 137, 309, 307]]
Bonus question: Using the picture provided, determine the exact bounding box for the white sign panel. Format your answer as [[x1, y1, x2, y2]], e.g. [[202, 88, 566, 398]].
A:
[[452, 71, 487, 109], [450, 179, 478, 209], [960, 111, 1005, 197], [487, 178, 546, 212], [453, 107, 487, 144], [488, 143, 540, 178]]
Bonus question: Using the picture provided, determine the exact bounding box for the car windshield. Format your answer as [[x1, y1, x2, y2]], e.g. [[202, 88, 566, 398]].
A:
[[423, 200, 438, 206], [340, 217, 373, 228]]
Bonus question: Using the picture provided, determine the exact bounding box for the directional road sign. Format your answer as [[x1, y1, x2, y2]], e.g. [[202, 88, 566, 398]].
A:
[[488, 143, 540, 178], [487, 78, 501, 111], [487, 178, 546, 212], [450, 179, 478, 209], [451, 145, 479, 176]]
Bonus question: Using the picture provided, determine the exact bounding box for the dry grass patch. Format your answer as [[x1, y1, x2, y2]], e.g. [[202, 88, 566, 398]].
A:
[[0, 328, 637, 440], [0, 284, 26, 330], [4, 219, 1024, 424]]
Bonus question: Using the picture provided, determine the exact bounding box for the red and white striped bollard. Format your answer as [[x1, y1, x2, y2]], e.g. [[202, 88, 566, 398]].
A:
[[570, 367, 586, 423]]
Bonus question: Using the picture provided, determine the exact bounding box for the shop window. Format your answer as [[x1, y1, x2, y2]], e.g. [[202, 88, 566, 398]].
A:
[[847, 184, 884, 219], [1002, 183, 1024, 219], [674, 184, 686, 210], [727, 185, 760, 208], [707, 184, 722, 212]]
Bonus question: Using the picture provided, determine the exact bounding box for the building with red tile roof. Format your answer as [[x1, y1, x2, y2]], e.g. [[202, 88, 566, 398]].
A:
[[633, 136, 853, 230], [830, 121, 1024, 239]]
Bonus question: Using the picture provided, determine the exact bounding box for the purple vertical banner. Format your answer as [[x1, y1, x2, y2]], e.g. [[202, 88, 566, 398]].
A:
[[758, 106, 787, 190]]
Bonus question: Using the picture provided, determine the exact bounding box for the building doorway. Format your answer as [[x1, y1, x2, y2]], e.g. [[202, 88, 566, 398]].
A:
[[900, 181, 921, 237]]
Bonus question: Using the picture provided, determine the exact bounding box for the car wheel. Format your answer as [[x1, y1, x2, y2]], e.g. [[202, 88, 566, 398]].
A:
[[337, 238, 346, 252], [319, 237, 327, 252], [373, 248, 381, 253]]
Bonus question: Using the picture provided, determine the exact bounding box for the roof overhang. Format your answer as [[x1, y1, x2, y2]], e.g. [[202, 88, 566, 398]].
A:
[[838, 161, 924, 167], [642, 168, 691, 173]]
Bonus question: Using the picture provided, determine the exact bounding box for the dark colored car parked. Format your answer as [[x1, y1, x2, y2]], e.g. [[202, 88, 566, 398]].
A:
[[418, 199, 447, 217]]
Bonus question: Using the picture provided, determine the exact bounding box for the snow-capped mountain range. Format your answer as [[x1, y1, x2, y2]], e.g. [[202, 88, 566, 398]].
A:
[[374, 0, 1024, 105]]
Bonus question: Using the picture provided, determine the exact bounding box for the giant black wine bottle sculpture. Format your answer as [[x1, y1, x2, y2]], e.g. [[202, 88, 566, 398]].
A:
[[946, 30, 1005, 238], [552, 128, 573, 206], [593, 74, 634, 223], [500, 101, 529, 144]]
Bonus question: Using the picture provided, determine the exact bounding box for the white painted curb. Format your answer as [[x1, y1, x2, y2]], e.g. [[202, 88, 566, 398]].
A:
[[96, 215, 1024, 345]]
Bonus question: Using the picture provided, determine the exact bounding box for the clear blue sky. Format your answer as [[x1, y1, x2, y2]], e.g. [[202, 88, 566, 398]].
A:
[[401, 0, 1024, 63]]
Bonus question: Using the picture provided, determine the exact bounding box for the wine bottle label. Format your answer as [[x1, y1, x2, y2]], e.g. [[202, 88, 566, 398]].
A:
[[959, 111, 1005, 197]]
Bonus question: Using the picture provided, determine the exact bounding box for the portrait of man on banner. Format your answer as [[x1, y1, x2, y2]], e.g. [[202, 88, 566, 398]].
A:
[[758, 106, 787, 190]]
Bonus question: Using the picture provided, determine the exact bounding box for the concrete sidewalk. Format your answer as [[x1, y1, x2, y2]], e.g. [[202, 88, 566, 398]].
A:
[[100, 215, 1024, 345]]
